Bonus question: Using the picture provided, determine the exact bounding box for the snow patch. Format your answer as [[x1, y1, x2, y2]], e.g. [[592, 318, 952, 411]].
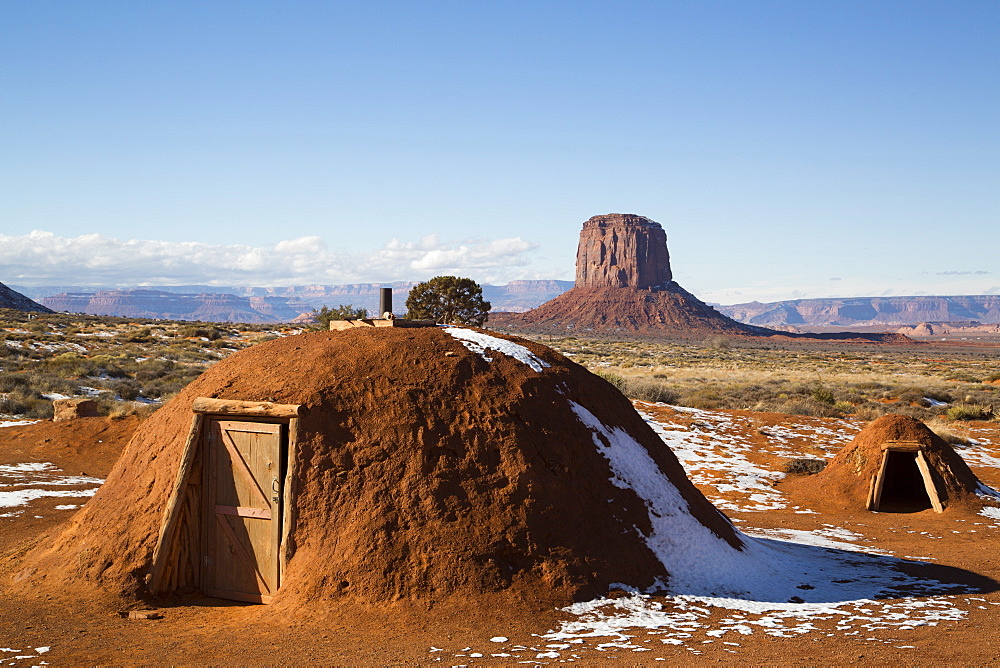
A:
[[443, 327, 549, 372], [0, 487, 98, 509], [0, 462, 104, 510], [0, 420, 39, 429], [978, 507, 1000, 521], [570, 400, 751, 596], [559, 400, 983, 650]]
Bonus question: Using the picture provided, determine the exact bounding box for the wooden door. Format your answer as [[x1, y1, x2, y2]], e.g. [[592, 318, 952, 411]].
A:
[[202, 419, 284, 603]]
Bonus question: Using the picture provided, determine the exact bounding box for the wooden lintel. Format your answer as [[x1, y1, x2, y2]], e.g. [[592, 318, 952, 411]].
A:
[[192, 397, 302, 418], [881, 440, 923, 452]]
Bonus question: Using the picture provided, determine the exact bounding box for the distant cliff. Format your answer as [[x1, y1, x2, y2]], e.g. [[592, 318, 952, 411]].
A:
[[718, 295, 1000, 327], [34, 280, 575, 322]]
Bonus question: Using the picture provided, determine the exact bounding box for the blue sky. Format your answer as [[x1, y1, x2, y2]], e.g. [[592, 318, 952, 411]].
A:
[[2, 1, 997, 303]]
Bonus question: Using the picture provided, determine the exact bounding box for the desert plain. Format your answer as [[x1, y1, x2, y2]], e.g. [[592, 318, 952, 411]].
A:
[[0, 308, 999, 664]]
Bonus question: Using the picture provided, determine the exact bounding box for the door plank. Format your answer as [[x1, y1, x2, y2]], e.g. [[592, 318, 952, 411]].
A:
[[215, 513, 272, 594], [218, 427, 272, 508]]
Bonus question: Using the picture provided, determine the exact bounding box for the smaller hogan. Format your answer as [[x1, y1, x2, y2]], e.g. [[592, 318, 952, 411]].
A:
[[812, 414, 992, 513]]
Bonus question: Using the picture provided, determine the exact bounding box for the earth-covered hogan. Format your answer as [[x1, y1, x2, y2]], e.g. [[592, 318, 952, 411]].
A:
[[11, 326, 743, 609], [799, 414, 994, 513]]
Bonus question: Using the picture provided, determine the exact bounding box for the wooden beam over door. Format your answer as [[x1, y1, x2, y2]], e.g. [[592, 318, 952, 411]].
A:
[[192, 397, 303, 418]]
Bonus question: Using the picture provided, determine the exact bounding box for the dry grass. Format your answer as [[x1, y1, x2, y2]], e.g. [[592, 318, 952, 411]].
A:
[[0, 308, 305, 420], [532, 334, 1000, 421]]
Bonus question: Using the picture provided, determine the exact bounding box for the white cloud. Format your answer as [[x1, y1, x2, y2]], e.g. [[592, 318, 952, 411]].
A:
[[0, 230, 539, 287]]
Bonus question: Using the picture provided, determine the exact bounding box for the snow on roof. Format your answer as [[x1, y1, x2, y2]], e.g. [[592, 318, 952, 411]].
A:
[[443, 327, 550, 372]]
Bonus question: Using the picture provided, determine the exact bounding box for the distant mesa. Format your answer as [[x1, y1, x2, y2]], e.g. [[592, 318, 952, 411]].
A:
[[0, 281, 52, 313], [719, 295, 1000, 328], [897, 321, 1000, 337], [490, 214, 909, 343], [31, 281, 575, 323]]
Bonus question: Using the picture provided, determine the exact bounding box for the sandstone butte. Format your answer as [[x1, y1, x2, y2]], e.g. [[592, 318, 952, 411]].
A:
[[490, 213, 910, 343]]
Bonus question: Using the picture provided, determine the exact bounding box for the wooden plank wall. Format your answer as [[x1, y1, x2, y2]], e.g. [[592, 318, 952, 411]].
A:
[[158, 457, 203, 591], [148, 415, 203, 594]]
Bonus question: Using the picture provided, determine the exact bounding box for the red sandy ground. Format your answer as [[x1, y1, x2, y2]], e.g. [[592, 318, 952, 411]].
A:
[[2, 406, 1000, 664]]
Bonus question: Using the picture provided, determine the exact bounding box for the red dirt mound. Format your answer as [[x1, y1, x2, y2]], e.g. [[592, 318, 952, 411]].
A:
[[8, 327, 739, 611]]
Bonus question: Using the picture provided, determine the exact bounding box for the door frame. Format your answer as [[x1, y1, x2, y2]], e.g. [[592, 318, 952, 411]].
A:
[[866, 440, 944, 513], [147, 398, 303, 602]]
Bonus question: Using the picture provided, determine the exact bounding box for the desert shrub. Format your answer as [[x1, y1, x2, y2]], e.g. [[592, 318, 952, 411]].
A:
[[703, 336, 730, 350], [811, 387, 836, 405], [45, 352, 94, 377], [946, 403, 994, 421], [133, 359, 175, 381], [784, 458, 827, 475], [777, 398, 842, 418], [107, 378, 142, 401], [0, 372, 31, 392], [945, 371, 982, 383], [623, 378, 680, 404], [853, 404, 890, 421], [593, 370, 626, 392], [313, 304, 369, 328], [988, 371, 1000, 383], [927, 422, 973, 446], [832, 401, 855, 414], [923, 388, 953, 403], [178, 325, 227, 340], [125, 327, 153, 343], [723, 384, 778, 408], [680, 389, 723, 411], [0, 387, 53, 419], [103, 401, 159, 419]]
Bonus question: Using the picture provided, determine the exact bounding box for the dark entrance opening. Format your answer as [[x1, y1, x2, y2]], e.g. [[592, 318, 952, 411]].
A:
[[877, 450, 933, 513]]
